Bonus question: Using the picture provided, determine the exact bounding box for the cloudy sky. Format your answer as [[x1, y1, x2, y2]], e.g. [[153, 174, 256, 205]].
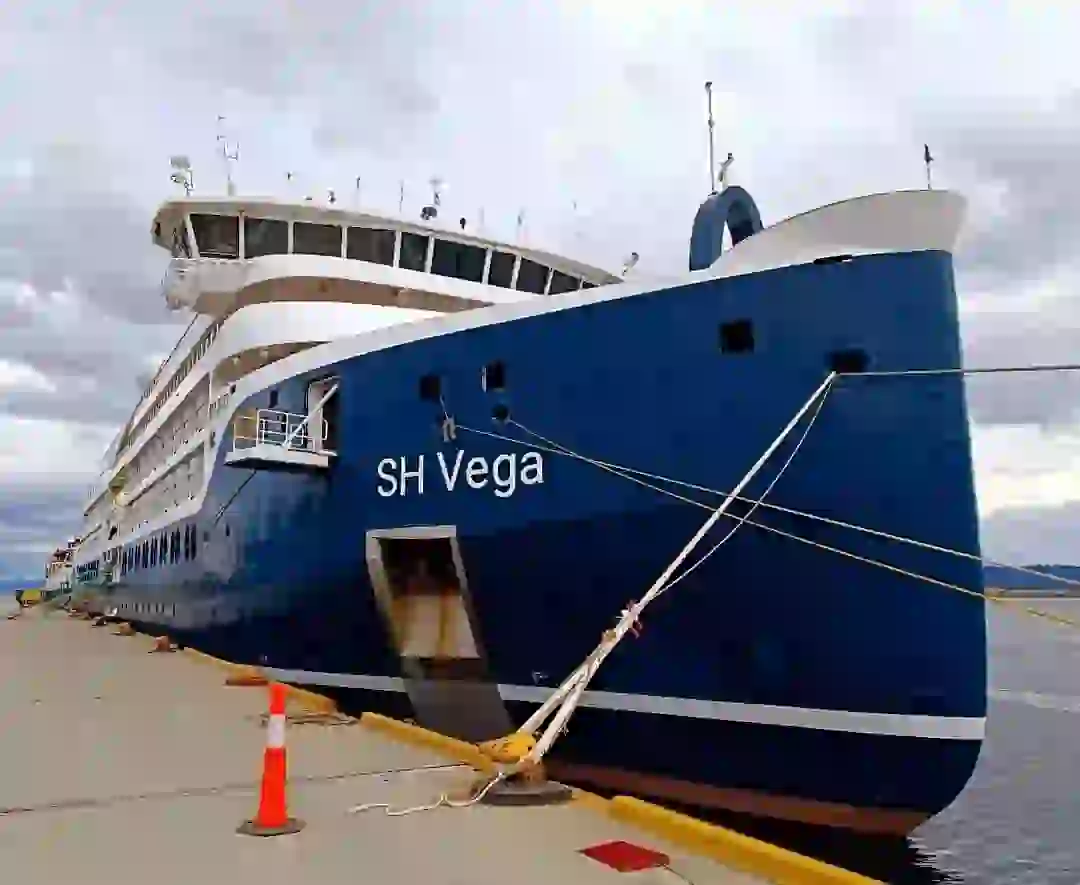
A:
[[2, 0, 1080, 579]]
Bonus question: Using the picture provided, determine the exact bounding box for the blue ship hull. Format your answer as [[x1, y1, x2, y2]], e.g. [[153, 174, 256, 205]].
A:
[[87, 248, 986, 834]]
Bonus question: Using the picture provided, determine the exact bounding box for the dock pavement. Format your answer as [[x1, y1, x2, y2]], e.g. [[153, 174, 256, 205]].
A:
[[0, 605, 879, 885]]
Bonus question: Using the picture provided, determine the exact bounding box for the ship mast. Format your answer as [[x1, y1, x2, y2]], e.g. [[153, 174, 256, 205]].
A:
[[705, 81, 717, 195], [216, 115, 239, 197]]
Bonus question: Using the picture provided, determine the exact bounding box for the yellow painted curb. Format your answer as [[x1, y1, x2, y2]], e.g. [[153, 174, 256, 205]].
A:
[[359, 712, 497, 774], [570, 787, 612, 811], [182, 647, 260, 680], [180, 648, 338, 714], [607, 796, 884, 885], [281, 684, 338, 715]]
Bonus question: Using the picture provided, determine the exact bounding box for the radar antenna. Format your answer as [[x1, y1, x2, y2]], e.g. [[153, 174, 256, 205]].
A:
[[216, 115, 239, 197], [169, 155, 193, 196]]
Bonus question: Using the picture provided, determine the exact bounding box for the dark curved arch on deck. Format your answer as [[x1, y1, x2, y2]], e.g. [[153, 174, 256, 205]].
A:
[[688, 186, 764, 272]]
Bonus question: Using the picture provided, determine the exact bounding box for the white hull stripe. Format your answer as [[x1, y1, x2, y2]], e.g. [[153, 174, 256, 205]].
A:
[[263, 668, 985, 740]]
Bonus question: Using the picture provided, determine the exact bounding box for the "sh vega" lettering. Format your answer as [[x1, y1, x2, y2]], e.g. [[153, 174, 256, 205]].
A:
[[376, 450, 544, 499]]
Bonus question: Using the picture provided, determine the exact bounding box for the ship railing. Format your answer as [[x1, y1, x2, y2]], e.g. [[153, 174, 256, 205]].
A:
[[231, 408, 329, 454]]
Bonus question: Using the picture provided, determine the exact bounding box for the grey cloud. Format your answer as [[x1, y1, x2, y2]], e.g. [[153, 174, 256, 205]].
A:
[[0, 280, 183, 424], [0, 478, 88, 580], [961, 308, 1080, 429], [0, 141, 172, 323], [980, 501, 1080, 565], [945, 92, 1080, 291]]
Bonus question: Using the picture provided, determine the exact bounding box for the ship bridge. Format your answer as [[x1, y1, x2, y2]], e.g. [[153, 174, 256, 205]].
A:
[[151, 198, 619, 318]]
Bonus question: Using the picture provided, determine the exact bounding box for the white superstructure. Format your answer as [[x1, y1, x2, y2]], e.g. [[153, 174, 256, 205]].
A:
[[73, 189, 621, 574], [43, 537, 78, 595]]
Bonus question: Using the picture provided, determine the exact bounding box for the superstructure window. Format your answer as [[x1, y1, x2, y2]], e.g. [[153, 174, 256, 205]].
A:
[[190, 214, 239, 259], [244, 217, 288, 258], [347, 228, 395, 265], [293, 222, 342, 257], [487, 251, 515, 288], [399, 232, 429, 271], [548, 270, 579, 295], [516, 259, 549, 294], [431, 239, 486, 283], [183, 525, 191, 561]]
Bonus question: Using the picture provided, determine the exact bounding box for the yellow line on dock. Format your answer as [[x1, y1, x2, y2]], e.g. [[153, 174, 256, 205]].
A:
[[180, 647, 338, 714], [608, 797, 883, 885], [174, 643, 882, 885]]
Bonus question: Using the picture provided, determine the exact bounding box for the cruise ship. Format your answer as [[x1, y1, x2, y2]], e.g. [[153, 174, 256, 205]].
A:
[[43, 538, 77, 600], [68, 132, 987, 834]]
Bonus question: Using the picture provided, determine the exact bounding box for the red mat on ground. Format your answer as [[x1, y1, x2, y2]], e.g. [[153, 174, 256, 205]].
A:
[[580, 840, 671, 872]]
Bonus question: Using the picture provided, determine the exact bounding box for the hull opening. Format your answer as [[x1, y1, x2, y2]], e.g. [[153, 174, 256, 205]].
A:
[[365, 527, 513, 742]]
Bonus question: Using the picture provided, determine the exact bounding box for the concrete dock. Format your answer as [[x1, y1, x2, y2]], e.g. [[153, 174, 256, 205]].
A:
[[1, 607, 877, 885]]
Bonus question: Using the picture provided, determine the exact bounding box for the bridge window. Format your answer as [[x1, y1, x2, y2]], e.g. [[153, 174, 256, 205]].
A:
[[293, 222, 342, 257], [190, 214, 239, 259], [347, 227, 395, 265], [581, 280, 597, 289], [399, 232, 429, 272], [244, 217, 288, 258], [431, 239, 486, 283], [487, 251, 515, 288], [516, 259, 549, 294], [548, 270, 579, 295]]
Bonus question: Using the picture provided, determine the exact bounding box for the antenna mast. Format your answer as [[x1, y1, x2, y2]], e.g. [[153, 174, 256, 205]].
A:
[[705, 81, 717, 194], [169, 156, 193, 196], [216, 115, 239, 197]]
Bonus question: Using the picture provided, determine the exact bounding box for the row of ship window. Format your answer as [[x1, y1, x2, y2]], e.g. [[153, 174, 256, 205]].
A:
[[120, 524, 200, 574], [76, 560, 100, 581], [128, 322, 222, 453], [184, 213, 601, 295]]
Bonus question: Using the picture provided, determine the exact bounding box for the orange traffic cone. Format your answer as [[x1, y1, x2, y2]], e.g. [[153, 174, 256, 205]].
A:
[[237, 682, 305, 836]]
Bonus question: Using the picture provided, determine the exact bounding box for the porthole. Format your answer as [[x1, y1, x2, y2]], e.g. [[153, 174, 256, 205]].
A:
[[719, 320, 754, 354], [419, 374, 442, 402], [828, 349, 869, 374], [482, 361, 506, 392]]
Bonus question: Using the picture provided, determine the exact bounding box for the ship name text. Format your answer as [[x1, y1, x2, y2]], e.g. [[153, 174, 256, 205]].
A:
[[376, 450, 545, 499]]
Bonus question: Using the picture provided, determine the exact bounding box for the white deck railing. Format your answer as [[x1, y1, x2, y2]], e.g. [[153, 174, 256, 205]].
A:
[[231, 408, 328, 454]]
